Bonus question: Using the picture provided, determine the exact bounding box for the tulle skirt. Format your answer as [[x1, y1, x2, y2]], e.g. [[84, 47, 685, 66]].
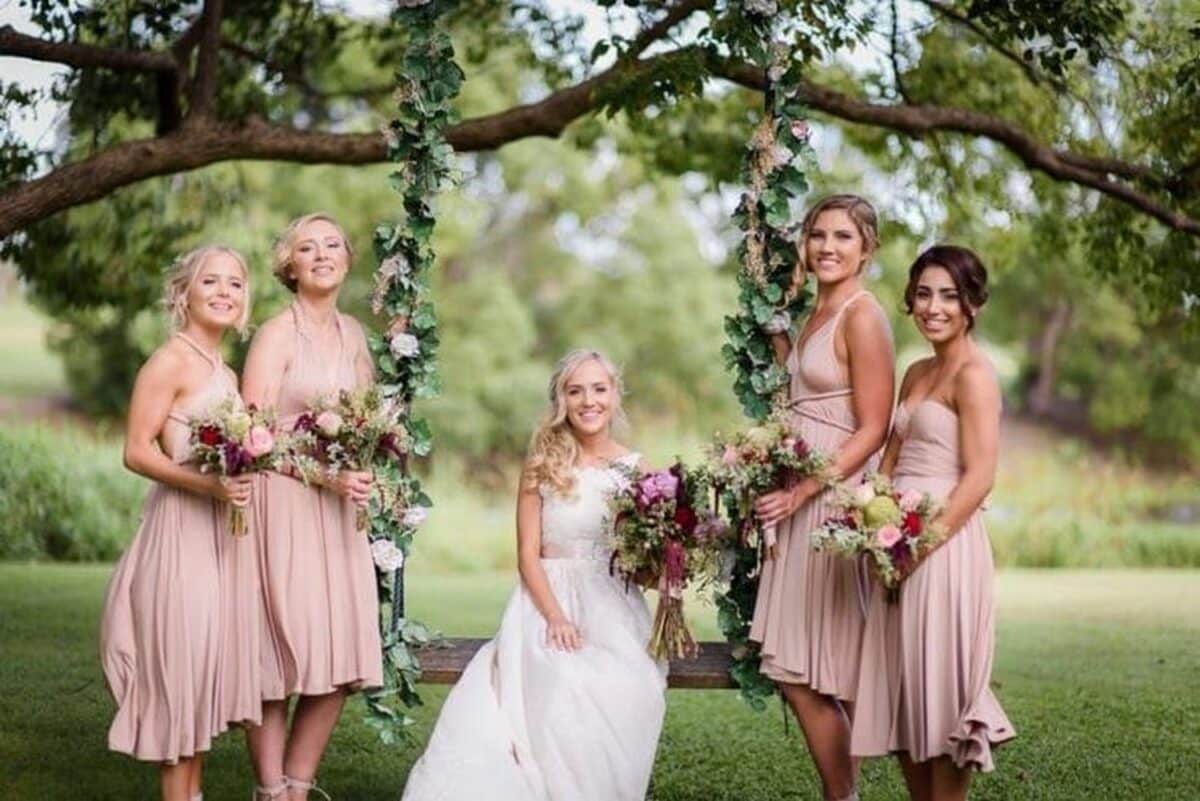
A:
[[402, 557, 667, 801]]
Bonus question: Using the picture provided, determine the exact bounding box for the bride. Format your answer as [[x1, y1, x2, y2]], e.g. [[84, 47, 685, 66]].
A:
[[401, 348, 667, 801]]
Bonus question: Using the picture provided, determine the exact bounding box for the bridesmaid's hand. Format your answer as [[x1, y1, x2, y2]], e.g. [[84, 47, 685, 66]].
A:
[[753, 478, 818, 527], [546, 618, 583, 652], [330, 470, 373, 507], [213, 474, 254, 507]]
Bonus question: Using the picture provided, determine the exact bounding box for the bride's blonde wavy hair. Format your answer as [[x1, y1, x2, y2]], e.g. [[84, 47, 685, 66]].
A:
[[523, 349, 627, 498]]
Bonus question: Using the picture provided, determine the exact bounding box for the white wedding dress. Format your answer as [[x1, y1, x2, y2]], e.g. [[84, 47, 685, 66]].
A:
[[401, 454, 667, 801]]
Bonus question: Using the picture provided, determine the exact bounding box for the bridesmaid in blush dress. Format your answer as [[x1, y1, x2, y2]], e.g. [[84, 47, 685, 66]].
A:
[[242, 213, 382, 801], [100, 246, 260, 801], [749, 194, 895, 801], [851, 245, 1015, 801]]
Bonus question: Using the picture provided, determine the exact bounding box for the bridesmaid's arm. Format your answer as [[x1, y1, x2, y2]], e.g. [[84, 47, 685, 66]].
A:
[[798, 303, 894, 499], [123, 347, 243, 503], [832, 302, 895, 479], [240, 316, 293, 410], [769, 330, 792, 366], [515, 474, 581, 651], [925, 363, 1001, 548], [346, 315, 376, 386]]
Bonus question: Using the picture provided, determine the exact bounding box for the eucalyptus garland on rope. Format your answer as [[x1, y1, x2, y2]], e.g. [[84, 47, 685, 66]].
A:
[[362, 0, 462, 743], [714, 3, 820, 710]]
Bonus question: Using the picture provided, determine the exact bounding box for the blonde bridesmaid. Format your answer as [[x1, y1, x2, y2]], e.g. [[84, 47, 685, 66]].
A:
[[851, 245, 1015, 801], [100, 246, 260, 801], [242, 213, 382, 801], [749, 194, 895, 801]]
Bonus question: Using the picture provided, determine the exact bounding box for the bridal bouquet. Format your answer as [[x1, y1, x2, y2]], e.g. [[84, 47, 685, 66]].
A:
[[703, 413, 831, 551], [189, 399, 278, 536], [810, 473, 940, 598], [610, 462, 729, 661], [286, 385, 410, 529]]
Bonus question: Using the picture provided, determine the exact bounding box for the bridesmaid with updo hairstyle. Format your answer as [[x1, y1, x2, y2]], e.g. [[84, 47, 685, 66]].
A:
[[750, 194, 896, 801], [242, 213, 382, 801], [852, 245, 1015, 801], [100, 246, 260, 801]]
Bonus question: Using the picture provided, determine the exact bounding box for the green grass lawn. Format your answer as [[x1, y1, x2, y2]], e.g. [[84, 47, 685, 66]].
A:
[[1, 565, 1197, 800]]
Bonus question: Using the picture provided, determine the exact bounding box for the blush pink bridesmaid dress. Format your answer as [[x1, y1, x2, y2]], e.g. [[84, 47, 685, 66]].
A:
[[252, 304, 382, 700], [851, 399, 1016, 770], [750, 290, 891, 698], [100, 333, 262, 763]]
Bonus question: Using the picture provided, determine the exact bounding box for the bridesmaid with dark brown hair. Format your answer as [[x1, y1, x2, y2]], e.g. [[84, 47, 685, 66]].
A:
[[242, 213, 382, 801], [750, 194, 895, 801], [852, 245, 1015, 801]]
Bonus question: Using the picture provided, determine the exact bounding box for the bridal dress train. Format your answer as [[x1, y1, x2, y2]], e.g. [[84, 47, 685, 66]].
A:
[[401, 453, 667, 801]]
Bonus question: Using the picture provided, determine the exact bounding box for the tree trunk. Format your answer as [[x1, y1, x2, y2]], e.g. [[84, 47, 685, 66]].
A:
[[1026, 299, 1072, 417]]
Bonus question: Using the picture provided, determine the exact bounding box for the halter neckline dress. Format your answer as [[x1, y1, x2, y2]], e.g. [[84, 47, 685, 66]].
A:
[[100, 333, 262, 762]]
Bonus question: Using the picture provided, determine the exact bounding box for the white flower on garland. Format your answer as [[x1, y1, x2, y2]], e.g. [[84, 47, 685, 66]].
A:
[[769, 144, 792, 169], [379, 254, 410, 280], [744, 0, 778, 16], [380, 123, 400, 150], [389, 332, 420, 359], [402, 505, 429, 528], [761, 310, 793, 335], [370, 538, 406, 572], [372, 255, 411, 315]]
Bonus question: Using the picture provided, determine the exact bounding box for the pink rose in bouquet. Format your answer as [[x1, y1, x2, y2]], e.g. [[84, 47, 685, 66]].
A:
[[810, 473, 940, 600], [243, 425, 276, 459], [285, 386, 412, 531], [188, 399, 279, 537], [703, 412, 831, 551]]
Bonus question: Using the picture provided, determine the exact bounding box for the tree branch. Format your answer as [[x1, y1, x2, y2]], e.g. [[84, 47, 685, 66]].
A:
[[188, 0, 225, 120], [0, 24, 176, 73], [628, 0, 713, 57], [889, 0, 912, 103], [911, 0, 1046, 88], [714, 60, 1200, 236], [2, 49, 1197, 239]]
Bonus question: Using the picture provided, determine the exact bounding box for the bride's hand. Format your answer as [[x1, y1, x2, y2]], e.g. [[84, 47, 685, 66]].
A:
[[546, 618, 583, 652]]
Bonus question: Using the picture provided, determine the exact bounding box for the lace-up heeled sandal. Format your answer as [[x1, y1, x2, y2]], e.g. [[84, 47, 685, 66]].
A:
[[252, 781, 287, 801], [285, 776, 332, 800]]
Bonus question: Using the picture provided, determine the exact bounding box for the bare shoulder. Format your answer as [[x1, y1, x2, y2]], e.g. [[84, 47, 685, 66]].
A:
[[246, 309, 297, 358], [843, 293, 894, 343], [339, 312, 369, 339], [251, 309, 294, 342], [135, 340, 189, 392], [954, 357, 1001, 409], [901, 355, 936, 387]]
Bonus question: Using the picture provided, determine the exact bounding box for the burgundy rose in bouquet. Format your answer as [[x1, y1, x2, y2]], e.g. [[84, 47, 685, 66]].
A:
[[810, 473, 940, 600], [286, 385, 410, 530], [610, 461, 729, 660], [188, 398, 278, 536], [704, 412, 831, 552]]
